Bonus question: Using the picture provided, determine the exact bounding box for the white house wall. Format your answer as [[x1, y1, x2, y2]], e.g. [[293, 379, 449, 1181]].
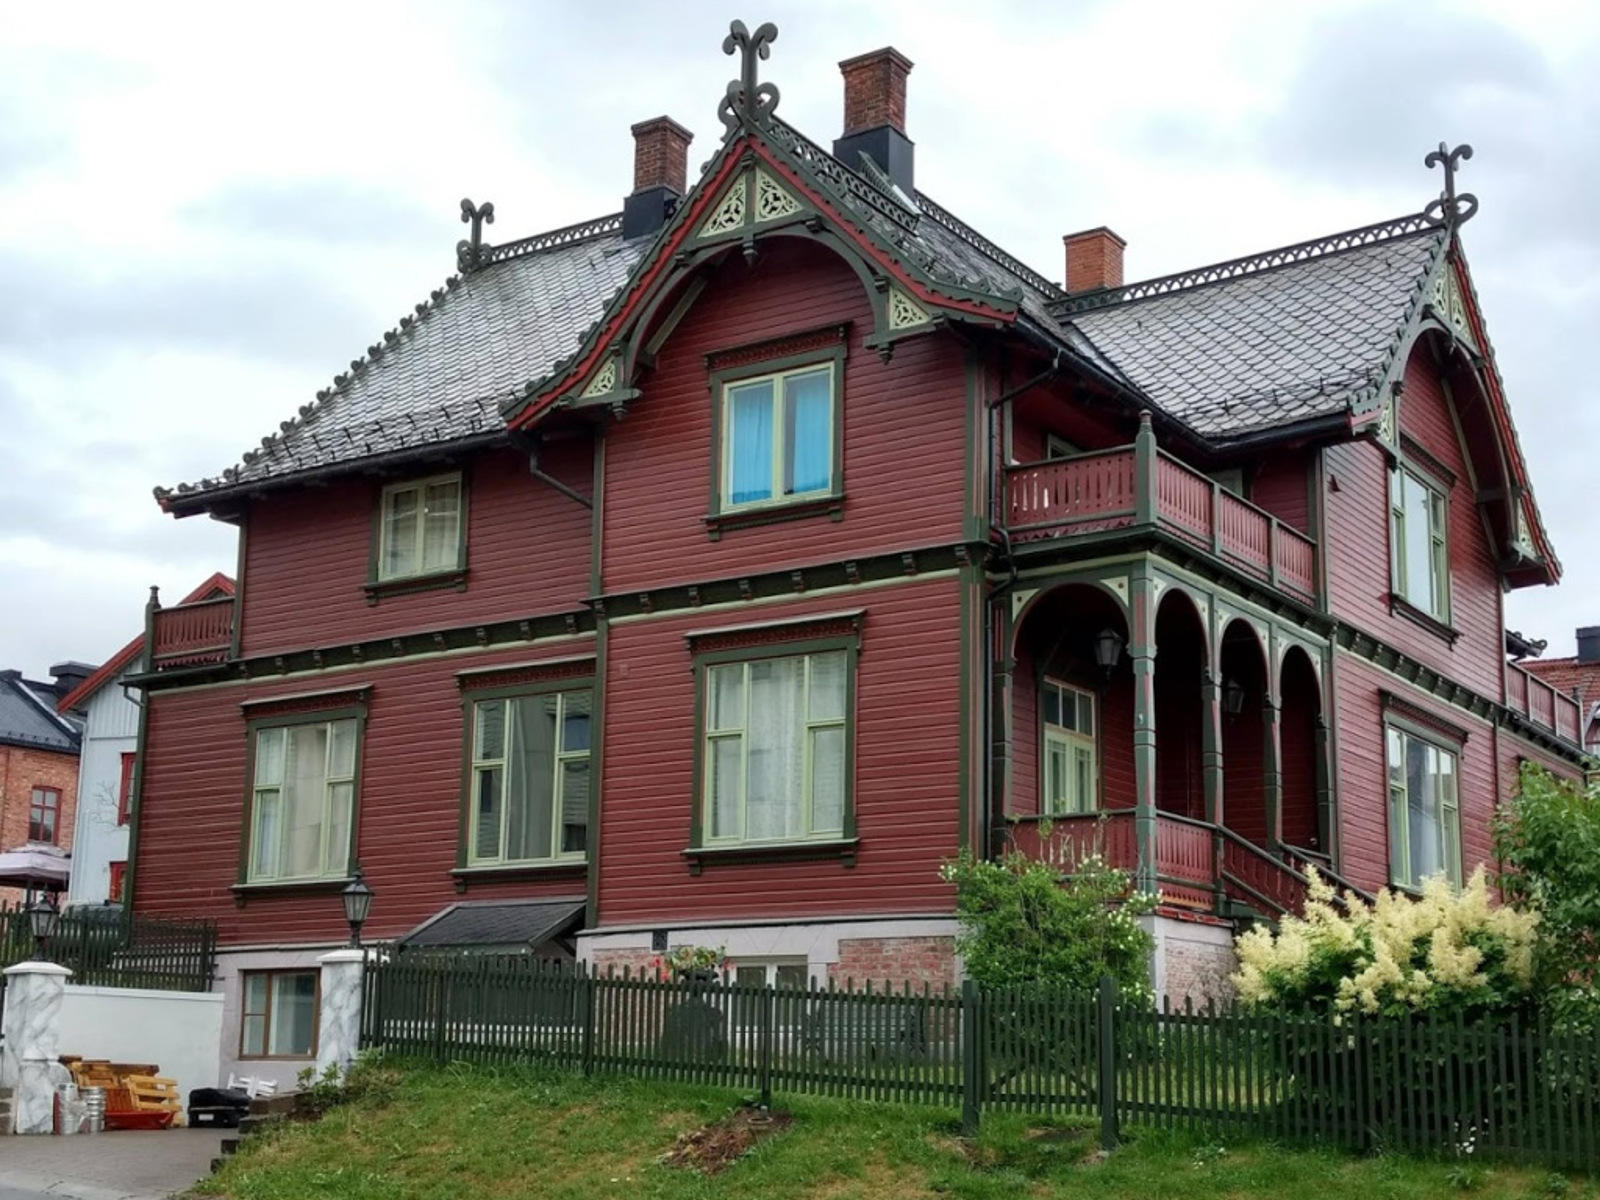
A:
[[66, 664, 139, 906]]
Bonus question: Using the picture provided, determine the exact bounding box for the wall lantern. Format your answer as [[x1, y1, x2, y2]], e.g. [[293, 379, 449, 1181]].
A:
[[1093, 628, 1125, 679], [341, 872, 374, 949], [1222, 676, 1247, 717], [27, 895, 59, 961]]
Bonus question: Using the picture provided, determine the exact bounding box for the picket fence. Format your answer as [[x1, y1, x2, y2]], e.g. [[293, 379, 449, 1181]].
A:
[[360, 954, 1600, 1172], [0, 904, 217, 992]]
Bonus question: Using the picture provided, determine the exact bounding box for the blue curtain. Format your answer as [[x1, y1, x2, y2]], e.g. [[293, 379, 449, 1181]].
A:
[[729, 382, 774, 504], [786, 370, 831, 495]]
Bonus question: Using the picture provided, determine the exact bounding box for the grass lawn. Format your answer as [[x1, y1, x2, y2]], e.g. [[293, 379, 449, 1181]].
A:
[[193, 1062, 1592, 1200]]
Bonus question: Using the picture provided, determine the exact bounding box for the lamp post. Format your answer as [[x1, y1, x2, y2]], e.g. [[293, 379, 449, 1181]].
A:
[[1094, 627, 1125, 680], [341, 873, 373, 949], [27, 894, 59, 961]]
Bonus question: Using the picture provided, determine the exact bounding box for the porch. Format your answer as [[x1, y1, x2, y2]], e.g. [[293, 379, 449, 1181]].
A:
[[1002, 570, 1350, 921], [148, 592, 234, 670]]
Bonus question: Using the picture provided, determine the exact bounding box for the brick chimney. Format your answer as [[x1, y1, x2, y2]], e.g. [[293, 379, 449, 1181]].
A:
[[833, 48, 915, 195], [1578, 626, 1600, 663], [1063, 227, 1127, 294], [623, 116, 693, 240]]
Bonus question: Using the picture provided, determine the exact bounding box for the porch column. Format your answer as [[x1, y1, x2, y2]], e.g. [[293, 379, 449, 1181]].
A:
[[1262, 696, 1283, 852], [1314, 714, 1334, 858], [1201, 669, 1226, 912], [1, 961, 72, 1134], [991, 653, 1016, 855], [1130, 567, 1158, 895]]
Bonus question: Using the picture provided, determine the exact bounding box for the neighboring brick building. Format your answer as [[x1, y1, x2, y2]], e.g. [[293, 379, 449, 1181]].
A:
[[0, 664, 90, 906]]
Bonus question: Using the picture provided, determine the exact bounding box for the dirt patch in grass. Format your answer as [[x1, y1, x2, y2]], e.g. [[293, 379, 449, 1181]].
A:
[[660, 1105, 794, 1175]]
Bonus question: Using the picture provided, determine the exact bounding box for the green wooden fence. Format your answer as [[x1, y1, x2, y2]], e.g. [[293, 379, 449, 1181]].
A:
[[360, 955, 1600, 1172], [0, 904, 217, 992]]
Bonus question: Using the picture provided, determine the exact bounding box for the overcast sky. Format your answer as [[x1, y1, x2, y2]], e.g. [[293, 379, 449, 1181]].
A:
[[3, 0, 1597, 680]]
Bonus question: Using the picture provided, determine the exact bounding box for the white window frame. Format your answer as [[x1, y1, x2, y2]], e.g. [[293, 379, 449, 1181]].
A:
[[247, 717, 358, 884], [1386, 724, 1462, 889], [1390, 467, 1451, 621], [1045, 433, 1081, 461], [1041, 678, 1098, 815], [720, 363, 836, 511], [377, 472, 463, 582], [467, 689, 591, 867], [701, 649, 849, 846]]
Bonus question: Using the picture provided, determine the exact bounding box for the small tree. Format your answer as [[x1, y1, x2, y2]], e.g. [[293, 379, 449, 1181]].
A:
[[1494, 764, 1600, 1023], [941, 844, 1156, 1000]]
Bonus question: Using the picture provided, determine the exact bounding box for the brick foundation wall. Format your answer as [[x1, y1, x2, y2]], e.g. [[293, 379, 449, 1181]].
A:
[[0, 744, 79, 907], [1148, 914, 1237, 1007], [827, 935, 957, 991], [591, 948, 662, 979]]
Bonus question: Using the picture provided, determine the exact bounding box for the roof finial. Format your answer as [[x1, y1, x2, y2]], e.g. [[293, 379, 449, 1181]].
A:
[[1423, 143, 1478, 230], [457, 198, 496, 271], [719, 20, 780, 141]]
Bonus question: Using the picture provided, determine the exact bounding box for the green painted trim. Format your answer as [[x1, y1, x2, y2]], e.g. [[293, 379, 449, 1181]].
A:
[[683, 837, 859, 875], [589, 432, 605, 598], [586, 617, 608, 929], [956, 558, 978, 851], [363, 568, 468, 604], [706, 345, 847, 524], [703, 494, 843, 540], [238, 702, 368, 889], [961, 355, 986, 543], [230, 518, 248, 660], [688, 631, 860, 852], [123, 668, 152, 912]]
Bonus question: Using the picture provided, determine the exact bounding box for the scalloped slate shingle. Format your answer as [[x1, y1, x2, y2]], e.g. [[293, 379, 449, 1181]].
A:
[[1065, 230, 1446, 439]]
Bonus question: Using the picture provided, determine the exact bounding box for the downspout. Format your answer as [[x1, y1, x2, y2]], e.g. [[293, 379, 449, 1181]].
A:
[[526, 446, 594, 510]]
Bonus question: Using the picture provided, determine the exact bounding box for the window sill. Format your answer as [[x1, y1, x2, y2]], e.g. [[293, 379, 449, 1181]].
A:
[[703, 495, 843, 541], [682, 838, 858, 875], [450, 861, 587, 892], [1388, 594, 1459, 645], [364, 568, 468, 605], [231, 877, 355, 908]]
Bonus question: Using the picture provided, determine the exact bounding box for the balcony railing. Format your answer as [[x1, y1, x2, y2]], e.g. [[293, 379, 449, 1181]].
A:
[[150, 596, 235, 670], [1506, 661, 1583, 745], [1003, 431, 1317, 604]]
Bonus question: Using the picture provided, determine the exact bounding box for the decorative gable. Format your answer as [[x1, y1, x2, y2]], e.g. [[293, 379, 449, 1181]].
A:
[[698, 167, 805, 240], [1427, 267, 1474, 348]]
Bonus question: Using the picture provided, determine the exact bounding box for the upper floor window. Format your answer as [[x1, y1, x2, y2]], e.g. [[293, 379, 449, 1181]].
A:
[[467, 689, 591, 866], [1390, 468, 1450, 621], [1386, 725, 1461, 890], [117, 751, 136, 826], [28, 787, 60, 843], [108, 861, 127, 904], [248, 716, 359, 884], [1041, 679, 1097, 815], [378, 474, 463, 582], [721, 363, 836, 510], [702, 648, 850, 845]]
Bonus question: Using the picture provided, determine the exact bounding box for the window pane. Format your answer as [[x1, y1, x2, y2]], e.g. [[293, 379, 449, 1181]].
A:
[[241, 1014, 267, 1057], [808, 652, 847, 722], [728, 381, 775, 504], [561, 692, 592, 753], [254, 727, 285, 786], [1074, 745, 1095, 813], [785, 369, 832, 495], [709, 665, 744, 732], [382, 487, 420, 578], [559, 760, 589, 855], [476, 700, 506, 761], [748, 659, 805, 839], [421, 480, 461, 572], [775, 963, 807, 990], [1077, 693, 1094, 736], [1402, 474, 1436, 611], [1046, 739, 1066, 812], [1405, 736, 1440, 882], [283, 725, 330, 878], [506, 696, 557, 861], [709, 736, 743, 840], [474, 766, 503, 860], [328, 719, 357, 779], [252, 790, 280, 878], [811, 726, 845, 835], [1042, 684, 1060, 728], [326, 781, 353, 873], [267, 973, 317, 1057], [244, 972, 269, 1016]]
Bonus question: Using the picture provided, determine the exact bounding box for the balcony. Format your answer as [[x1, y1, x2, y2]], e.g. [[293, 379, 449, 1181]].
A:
[[1506, 661, 1583, 745], [150, 596, 235, 670], [1004, 433, 1317, 605]]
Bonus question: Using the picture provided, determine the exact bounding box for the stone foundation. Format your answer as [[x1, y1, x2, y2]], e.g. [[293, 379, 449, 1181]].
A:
[[828, 936, 957, 991], [1144, 911, 1238, 1007], [591, 948, 663, 978]]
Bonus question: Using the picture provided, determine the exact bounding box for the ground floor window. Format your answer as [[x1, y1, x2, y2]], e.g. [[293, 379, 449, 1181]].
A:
[[1386, 725, 1461, 889], [240, 970, 318, 1059]]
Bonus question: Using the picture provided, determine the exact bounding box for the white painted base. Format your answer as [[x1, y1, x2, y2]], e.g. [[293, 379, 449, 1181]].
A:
[[1141, 914, 1238, 1006]]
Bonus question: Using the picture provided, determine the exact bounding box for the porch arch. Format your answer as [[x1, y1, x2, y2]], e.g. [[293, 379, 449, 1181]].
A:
[[1278, 644, 1327, 857], [1219, 617, 1270, 847], [1153, 589, 1208, 822]]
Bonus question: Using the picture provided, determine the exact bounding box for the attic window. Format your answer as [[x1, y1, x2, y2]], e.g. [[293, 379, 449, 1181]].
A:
[[376, 474, 464, 584]]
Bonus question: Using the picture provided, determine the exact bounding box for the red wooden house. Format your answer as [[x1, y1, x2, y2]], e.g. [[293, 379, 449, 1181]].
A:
[[129, 26, 1586, 1082]]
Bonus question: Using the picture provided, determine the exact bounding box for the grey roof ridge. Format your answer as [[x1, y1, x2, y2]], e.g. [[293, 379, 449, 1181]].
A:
[[1056, 212, 1443, 316], [12, 674, 78, 740], [157, 211, 629, 507], [913, 190, 1064, 301]]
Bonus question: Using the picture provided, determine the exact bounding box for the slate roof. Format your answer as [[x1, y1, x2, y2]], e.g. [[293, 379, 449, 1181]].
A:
[[399, 897, 586, 949], [1059, 219, 1447, 440], [0, 670, 82, 754]]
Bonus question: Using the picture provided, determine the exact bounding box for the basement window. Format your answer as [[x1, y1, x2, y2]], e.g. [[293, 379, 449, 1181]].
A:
[[240, 970, 318, 1059]]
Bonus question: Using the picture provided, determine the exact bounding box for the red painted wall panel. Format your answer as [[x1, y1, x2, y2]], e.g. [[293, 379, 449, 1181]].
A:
[[237, 441, 592, 657], [595, 578, 962, 927], [1249, 450, 1312, 533], [598, 242, 968, 594], [1323, 349, 1504, 700], [134, 639, 597, 945]]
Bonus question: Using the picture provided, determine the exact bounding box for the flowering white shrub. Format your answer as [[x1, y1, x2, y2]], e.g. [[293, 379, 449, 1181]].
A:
[[1233, 867, 1540, 1018]]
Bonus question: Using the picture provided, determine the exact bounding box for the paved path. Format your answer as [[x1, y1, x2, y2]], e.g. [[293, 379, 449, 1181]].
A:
[[0, 1128, 221, 1200]]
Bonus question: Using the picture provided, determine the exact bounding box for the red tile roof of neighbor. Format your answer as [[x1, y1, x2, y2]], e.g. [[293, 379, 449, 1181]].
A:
[[56, 573, 235, 714]]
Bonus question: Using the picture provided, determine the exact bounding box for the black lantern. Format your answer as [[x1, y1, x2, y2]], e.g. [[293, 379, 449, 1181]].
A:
[[1222, 676, 1247, 717], [27, 895, 59, 961], [1094, 628, 1125, 679], [341, 872, 373, 948]]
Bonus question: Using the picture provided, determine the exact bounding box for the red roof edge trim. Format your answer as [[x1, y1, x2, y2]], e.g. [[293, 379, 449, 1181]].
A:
[[56, 573, 235, 713]]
